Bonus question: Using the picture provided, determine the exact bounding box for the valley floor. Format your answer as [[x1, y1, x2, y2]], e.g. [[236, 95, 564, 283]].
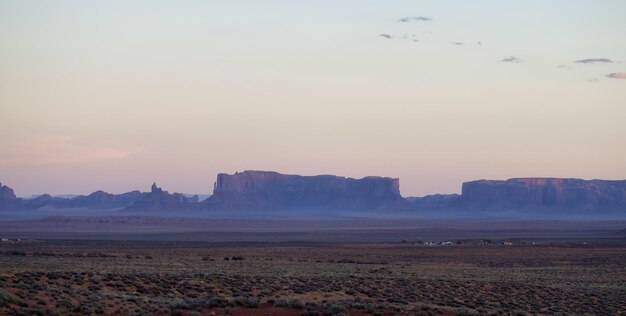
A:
[[1, 238, 625, 315]]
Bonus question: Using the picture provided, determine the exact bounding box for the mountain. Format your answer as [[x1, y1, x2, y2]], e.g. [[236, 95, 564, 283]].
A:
[[0, 182, 197, 212], [123, 183, 198, 212], [406, 194, 459, 210], [201, 170, 412, 211], [67, 190, 144, 209], [23, 194, 68, 209], [20, 190, 145, 210], [454, 178, 626, 212]]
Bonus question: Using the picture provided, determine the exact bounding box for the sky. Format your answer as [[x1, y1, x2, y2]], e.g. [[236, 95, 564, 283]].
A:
[[1, 0, 625, 197]]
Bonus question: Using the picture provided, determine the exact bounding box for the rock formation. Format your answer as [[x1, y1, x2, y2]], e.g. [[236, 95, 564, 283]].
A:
[[0, 182, 16, 200], [455, 178, 626, 212], [123, 183, 198, 212], [202, 170, 412, 210], [4, 175, 626, 214], [0, 182, 22, 211]]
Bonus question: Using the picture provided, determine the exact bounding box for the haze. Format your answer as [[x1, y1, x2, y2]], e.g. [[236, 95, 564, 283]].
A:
[[1, 0, 625, 197]]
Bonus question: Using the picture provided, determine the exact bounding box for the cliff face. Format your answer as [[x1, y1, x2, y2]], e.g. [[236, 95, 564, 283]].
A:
[[0, 182, 22, 211], [0, 182, 17, 200], [457, 178, 626, 211], [204, 170, 410, 210]]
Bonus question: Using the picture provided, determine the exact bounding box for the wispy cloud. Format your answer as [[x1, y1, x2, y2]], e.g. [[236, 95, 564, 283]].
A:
[[0, 135, 142, 165], [500, 56, 521, 63], [398, 16, 432, 22], [606, 72, 626, 79], [575, 58, 613, 64], [379, 34, 392, 39]]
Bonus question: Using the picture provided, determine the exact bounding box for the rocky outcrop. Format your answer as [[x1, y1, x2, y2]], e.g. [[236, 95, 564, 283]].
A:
[[456, 178, 626, 212], [0, 181, 198, 212], [1, 183, 16, 200], [123, 183, 198, 212], [0, 182, 22, 211], [202, 170, 411, 210]]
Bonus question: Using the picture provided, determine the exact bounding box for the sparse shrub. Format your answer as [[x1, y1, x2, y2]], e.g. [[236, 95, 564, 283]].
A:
[[0, 288, 20, 307], [206, 297, 229, 308], [290, 299, 305, 309], [273, 299, 289, 307], [458, 308, 480, 316], [323, 302, 347, 315], [300, 309, 320, 316], [233, 297, 259, 308]]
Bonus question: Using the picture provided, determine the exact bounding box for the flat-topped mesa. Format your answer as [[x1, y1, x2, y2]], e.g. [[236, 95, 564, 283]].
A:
[[205, 170, 409, 210], [458, 178, 626, 211]]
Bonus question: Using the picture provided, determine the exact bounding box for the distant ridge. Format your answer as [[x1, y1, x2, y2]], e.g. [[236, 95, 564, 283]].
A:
[[123, 183, 198, 212], [2, 175, 626, 214]]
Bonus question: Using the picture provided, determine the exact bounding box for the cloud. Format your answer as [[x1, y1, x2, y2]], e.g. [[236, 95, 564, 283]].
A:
[[575, 58, 613, 64], [379, 34, 392, 39], [500, 56, 521, 63], [606, 72, 626, 79], [398, 16, 432, 22], [0, 135, 142, 165]]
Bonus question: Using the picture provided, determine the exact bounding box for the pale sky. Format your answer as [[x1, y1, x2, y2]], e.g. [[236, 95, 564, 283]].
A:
[[1, 1, 625, 197]]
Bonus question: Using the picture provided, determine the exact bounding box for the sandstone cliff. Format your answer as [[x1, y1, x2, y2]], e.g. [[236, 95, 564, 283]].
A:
[[202, 170, 411, 210], [0, 182, 16, 200], [456, 178, 626, 211], [0, 182, 22, 210]]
